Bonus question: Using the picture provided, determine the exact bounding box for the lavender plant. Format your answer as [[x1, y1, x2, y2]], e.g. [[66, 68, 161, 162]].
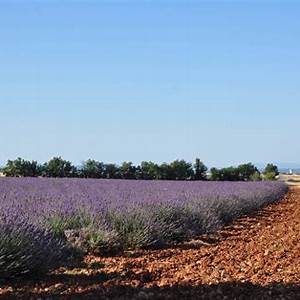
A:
[[0, 222, 71, 279], [0, 177, 287, 277]]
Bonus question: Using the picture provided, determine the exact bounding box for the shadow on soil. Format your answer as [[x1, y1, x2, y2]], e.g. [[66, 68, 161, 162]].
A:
[[75, 282, 300, 300], [2, 277, 300, 300]]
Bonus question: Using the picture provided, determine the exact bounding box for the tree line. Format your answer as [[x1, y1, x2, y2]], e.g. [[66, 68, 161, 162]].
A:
[[0, 157, 279, 181]]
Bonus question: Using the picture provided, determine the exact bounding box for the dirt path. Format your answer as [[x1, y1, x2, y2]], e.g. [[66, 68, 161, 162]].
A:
[[278, 174, 300, 186], [1, 187, 300, 299]]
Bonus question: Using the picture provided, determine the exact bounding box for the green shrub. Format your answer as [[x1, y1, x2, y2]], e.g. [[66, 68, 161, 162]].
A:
[[0, 223, 71, 279], [263, 164, 279, 176], [108, 211, 156, 249], [64, 226, 122, 255], [45, 212, 92, 237], [263, 172, 277, 181], [250, 172, 262, 181]]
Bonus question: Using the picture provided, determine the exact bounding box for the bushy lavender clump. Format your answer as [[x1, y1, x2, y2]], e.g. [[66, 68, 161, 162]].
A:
[[0, 178, 288, 263], [106, 205, 186, 249], [0, 222, 72, 279]]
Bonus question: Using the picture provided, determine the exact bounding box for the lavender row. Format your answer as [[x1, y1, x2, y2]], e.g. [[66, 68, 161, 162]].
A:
[[0, 178, 287, 278]]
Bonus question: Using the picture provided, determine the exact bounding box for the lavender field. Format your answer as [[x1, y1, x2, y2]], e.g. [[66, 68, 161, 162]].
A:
[[0, 178, 287, 278]]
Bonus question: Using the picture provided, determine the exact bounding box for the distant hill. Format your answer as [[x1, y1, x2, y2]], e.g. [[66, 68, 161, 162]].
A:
[[255, 162, 300, 174], [278, 168, 300, 175], [275, 163, 300, 174]]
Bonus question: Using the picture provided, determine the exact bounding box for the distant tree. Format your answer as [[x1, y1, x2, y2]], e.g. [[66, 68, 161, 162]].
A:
[[210, 167, 238, 181], [103, 163, 120, 179], [119, 162, 137, 179], [81, 160, 104, 178], [3, 158, 22, 177], [134, 165, 142, 179], [169, 160, 194, 180], [2, 156, 268, 182], [250, 171, 262, 181], [139, 161, 160, 180], [222, 167, 240, 181], [43, 157, 76, 178], [263, 164, 279, 176], [3, 158, 42, 177], [237, 163, 259, 181], [263, 171, 277, 181], [193, 158, 207, 180], [210, 167, 220, 181], [157, 162, 173, 180], [210, 163, 258, 181]]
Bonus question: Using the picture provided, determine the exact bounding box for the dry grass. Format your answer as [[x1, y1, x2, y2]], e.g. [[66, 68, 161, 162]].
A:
[[278, 174, 300, 186]]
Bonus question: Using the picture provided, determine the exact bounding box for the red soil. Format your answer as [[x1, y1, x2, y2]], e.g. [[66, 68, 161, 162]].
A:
[[1, 187, 300, 299]]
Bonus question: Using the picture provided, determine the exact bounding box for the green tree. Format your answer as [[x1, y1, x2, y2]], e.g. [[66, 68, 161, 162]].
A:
[[3, 158, 42, 177], [237, 163, 259, 181], [263, 163, 279, 176], [210, 167, 239, 181], [81, 160, 104, 178], [210, 167, 220, 181], [43, 157, 76, 177], [210, 163, 259, 181], [193, 158, 207, 180], [250, 171, 262, 181], [263, 171, 277, 181], [157, 163, 173, 180], [119, 162, 137, 179], [139, 161, 159, 180], [169, 160, 194, 180], [103, 164, 120, 179], [221, 167, 239, 181]]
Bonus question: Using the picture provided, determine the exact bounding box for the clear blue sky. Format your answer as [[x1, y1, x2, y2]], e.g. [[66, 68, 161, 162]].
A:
[[1, 0, 300, 168]]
